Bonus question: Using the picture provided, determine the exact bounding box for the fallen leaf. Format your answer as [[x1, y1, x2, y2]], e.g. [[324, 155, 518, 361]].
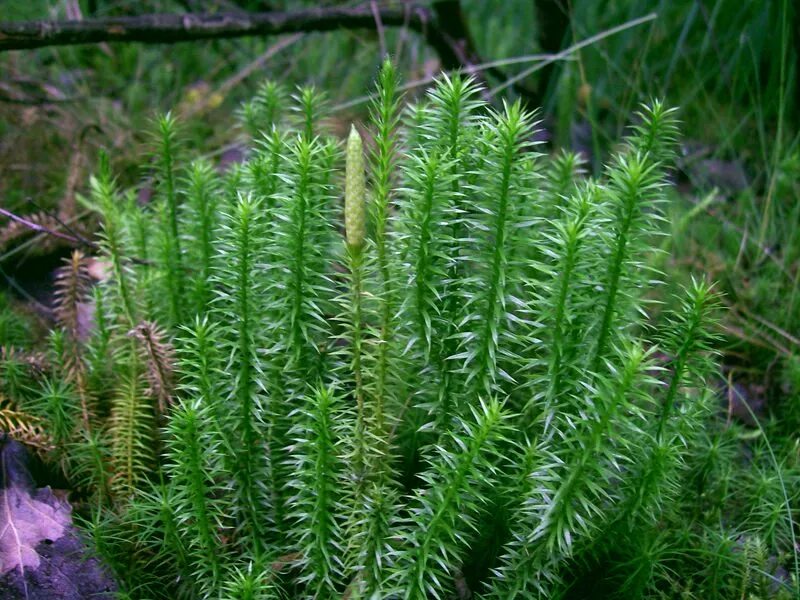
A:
[[0, 437, 116, 599]]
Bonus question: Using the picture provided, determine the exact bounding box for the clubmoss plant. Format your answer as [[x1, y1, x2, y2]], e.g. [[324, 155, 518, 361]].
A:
[[2, 63, 797, 600]]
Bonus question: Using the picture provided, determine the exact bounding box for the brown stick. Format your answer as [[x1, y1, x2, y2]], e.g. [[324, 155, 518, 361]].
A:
[[0, 2, 545, 106], [0, 206, 159, 268], [0, 5, 435, 53], [0, 207, 85, 246]]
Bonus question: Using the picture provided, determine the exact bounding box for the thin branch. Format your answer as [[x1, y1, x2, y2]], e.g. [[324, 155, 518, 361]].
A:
[[489, 12, 657, 95], [0, 2, 548, 106], [0, 206, 156, 268], [0, 5, 430, 53], [178, 33, 302, 119], [370, 0, 387, 59], [329, 11, 656, 115], [0, 210, 90, 264], [0, 207, 85, 246]]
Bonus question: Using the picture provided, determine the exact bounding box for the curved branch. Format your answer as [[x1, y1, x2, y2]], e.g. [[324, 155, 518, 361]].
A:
[[0, 5, 428, 52], [0, 2, 545, 111]]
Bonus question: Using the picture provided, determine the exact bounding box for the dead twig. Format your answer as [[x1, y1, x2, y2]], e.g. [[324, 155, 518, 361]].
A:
[[0, 207, 86, 247], [0, 2, 545, 107], [0, 206, 156, 268]]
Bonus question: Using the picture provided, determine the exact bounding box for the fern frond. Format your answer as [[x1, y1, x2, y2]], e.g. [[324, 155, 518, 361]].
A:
[[128, 320, 175, 417], [398, 398, 509, 600], [420, 74, 484, 414], [286, 385, 345, 597], [490, 346, 654, 598], [588, 103, 679, 374], [455, 100, 540, 404], [611, 281, 720, 558], [26, 375, 81, 457], [91, 152, 139, 327], [366, 59, 404, 443], [54, 249, 92, 340], [182, 159, 219, 315], [211, 193, 271, 545], [164, 397, 229, 592], [68, 427, 111, 510], [154, 112, 186, 326], [218, 560, 280, 600], [1, 346, 48, 399], [292, 85, 328, 141], [239, 80, 288, 138], [0, 392, 52, 451], [588, 151, 667, 374], [524, 182, 601, 424], [543, 149, 587, 209], [108, 369, 154, 498]]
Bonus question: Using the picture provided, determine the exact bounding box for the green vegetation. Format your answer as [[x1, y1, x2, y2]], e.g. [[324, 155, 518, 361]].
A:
[[1, 1, 798, 598], [1, 60, 797, 598]]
